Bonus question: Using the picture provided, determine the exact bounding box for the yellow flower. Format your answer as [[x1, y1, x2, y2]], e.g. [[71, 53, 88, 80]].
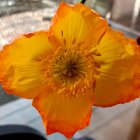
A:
[[0, 2, 140, 138]]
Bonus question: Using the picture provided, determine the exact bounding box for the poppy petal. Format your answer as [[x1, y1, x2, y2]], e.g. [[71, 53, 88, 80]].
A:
[[93, 28, 140, 107], [51, 2, 107, 49], [0, 31, 57, 99], [33, 86, 94, 138]]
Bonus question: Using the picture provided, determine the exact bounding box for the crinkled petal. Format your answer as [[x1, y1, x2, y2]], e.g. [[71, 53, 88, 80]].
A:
[[93, 28, 140, 107], [51, 2, 107, 49], [33, 86, 94, 138], [0, 31, 57, 99]]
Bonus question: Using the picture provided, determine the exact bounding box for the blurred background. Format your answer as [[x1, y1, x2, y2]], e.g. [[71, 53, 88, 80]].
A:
[[0, 0, 140, 140]]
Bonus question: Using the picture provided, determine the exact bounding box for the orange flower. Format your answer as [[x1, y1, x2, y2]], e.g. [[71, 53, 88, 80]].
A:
[[0, 2, 140, 138]]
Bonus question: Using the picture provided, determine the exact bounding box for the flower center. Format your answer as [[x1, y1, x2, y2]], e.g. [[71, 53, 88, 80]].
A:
[[41, 47, 98, 96], [52, 49, 87, 85]]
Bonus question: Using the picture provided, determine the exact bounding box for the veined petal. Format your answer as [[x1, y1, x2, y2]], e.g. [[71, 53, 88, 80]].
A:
[[93, 28, 140, 107], [33, 86, 94, 138], [0, 31, 57, 99], [51, 2, 107, 49]]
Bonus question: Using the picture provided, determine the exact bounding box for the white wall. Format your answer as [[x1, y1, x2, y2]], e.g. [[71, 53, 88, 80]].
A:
[[112, 0, 136, 19]]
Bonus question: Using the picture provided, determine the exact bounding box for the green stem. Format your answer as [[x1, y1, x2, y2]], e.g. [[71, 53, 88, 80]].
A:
[[80, 0, 86, 4]]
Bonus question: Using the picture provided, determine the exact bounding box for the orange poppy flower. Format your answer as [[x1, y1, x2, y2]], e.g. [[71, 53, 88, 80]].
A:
[[0, 2, 140, 138]]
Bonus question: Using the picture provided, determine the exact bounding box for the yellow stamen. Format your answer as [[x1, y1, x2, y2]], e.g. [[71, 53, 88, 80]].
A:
[[52, 49, 87, 85]]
